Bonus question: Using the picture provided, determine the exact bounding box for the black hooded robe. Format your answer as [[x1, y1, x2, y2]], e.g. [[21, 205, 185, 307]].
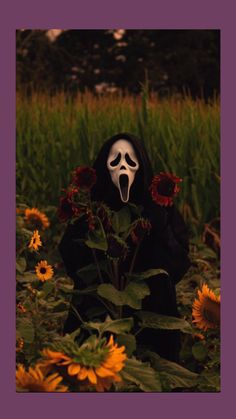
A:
[[59, 133, 190, 362]]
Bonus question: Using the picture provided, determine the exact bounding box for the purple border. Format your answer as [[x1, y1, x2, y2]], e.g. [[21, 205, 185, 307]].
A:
[[1, 0, 234, 417]]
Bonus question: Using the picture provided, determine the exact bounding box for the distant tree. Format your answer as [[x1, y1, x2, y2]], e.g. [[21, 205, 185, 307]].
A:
[[16, 29, 220, 99]]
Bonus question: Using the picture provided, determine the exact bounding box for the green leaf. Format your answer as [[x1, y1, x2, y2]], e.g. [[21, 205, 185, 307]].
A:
[[17, 318, 35, 344], [197, 369, 220, 392], [147, 351, 198, 390], [85, 217, 108, 251], [116, 334, 136, 357], [42, 280, 55, 296], [192, 341, 208, 362], [111, 207, 131, 234], [126, 268, 168, 281], [120, 358, 162, 392], [76, 263, 99, 281], [16, 271, 39, 283], [63, 285, 98, 296], [97, 281, 150, 309], [16, 257, 27, 274], [136, 311, 193, 334], [84, 317, 134, 335]]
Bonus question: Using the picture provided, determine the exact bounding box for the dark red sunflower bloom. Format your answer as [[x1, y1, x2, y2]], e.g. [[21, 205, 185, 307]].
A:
[[149, 172, 182, 207], [72, 166, 97, 191], [58, 187, 81, 222], [130, 218, 152, 245], [58, 195, 75, 222]]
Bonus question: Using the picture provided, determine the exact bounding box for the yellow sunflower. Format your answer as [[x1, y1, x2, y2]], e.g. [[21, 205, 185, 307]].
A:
[[192, 283, 220, 331], [28, 230, 42, 251], [25, 208, 50, 230], [35, 260, 54, 282], [40, 335, 127, 392], [16, 364, 68, 392]]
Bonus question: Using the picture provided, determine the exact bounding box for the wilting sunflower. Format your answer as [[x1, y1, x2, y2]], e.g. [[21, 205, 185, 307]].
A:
[[149, 172, 182, 207], [28, 230, 42, 251], [25, 208, 50, 230], [16, 364, 68, 392], [192, 283, 220, 331], [35, 260, 54, 282], [40, 335, 127, 392]]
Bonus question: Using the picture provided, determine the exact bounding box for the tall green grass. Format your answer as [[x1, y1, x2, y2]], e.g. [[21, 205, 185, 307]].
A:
[[16, 91, 220, 234]]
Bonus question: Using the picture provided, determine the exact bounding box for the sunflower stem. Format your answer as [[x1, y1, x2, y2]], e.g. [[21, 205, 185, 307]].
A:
[[91, 249, 103, 284], [129, 240, 142, 275]]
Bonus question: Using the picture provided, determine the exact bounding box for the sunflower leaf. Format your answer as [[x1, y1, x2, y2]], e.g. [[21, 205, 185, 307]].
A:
[[111, 207, 131, 234], [135, 311, 193, 334], [192, 341, 208, 361], [84, 317, 134, 335], [85, 217, 108, 251], [16, 257, 27, 274], [147, 351, 198, 390], [17, 318, 35, 344], [116, 334, 136, 357], [97, 282, 150, 309], [120, 358, 162, 392], [126, 268, 168, 282]]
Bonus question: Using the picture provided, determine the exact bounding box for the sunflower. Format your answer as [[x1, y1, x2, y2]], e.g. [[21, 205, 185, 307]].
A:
[[149, 172, 182, 207], [16, 364, 68, 392], [192, 283, 220, 331], [72, 166, 97, 191], [40, 335, 127, 392], [35, 260, 54, 282], [130, 218, 152, 244], [25, 208, 50, 230], [28, 230, 42, 251]]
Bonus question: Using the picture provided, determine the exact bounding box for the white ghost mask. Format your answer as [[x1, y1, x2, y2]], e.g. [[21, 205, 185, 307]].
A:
[[107, 139, 139, 203]]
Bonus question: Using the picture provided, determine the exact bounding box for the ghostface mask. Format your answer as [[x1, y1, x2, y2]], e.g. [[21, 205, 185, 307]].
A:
[[107, 139, 139, 203]]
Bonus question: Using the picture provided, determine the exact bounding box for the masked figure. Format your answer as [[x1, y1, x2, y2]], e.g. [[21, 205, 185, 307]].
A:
[[59, 133, 190, 362]]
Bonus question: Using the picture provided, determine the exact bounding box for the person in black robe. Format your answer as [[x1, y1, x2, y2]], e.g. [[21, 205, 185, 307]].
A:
[[59, 132, 190, 362]]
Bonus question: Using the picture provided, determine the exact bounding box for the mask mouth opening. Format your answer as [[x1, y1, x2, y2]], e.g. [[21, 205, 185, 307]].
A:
[[119, 174, 129, 203]]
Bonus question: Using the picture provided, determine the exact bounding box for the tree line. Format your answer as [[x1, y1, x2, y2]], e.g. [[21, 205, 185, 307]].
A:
[[16, 29, 220, 99]]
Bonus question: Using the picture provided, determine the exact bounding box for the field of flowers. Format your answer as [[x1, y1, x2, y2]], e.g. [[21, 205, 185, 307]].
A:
[[16, 91, 220, 392]]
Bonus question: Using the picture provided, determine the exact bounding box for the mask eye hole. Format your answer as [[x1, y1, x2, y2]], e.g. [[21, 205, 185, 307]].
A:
[[110, 153, 121, 167], [125, 153, 137, 167]]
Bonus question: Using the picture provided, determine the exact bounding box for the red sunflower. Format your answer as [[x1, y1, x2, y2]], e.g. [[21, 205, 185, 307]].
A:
[[58, 187, 81, 222], [72, 166, 97, 191], [149, 172, 182, 207]]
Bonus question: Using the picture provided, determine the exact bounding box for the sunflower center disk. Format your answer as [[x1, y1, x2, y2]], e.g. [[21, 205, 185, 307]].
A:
[[203, 298, 220, 325], [119, 174, 129, 202]]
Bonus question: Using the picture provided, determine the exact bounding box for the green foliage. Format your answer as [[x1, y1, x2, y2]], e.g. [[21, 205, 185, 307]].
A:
[[85, 217, 108, 251], [84, 317, 134, 336], [136, 311, 193, 334], [147, 351, 198, 391], [120, 358, 162, 392], [97, 282, 150, 309]]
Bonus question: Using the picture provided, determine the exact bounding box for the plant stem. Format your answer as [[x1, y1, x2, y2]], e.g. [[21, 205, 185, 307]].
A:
[[92, 249, 103, 284], [129, 240, 142, 275], [96, 295, 118, 319], [134, 327, 144, 337], [71, 304, 85, 325]]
